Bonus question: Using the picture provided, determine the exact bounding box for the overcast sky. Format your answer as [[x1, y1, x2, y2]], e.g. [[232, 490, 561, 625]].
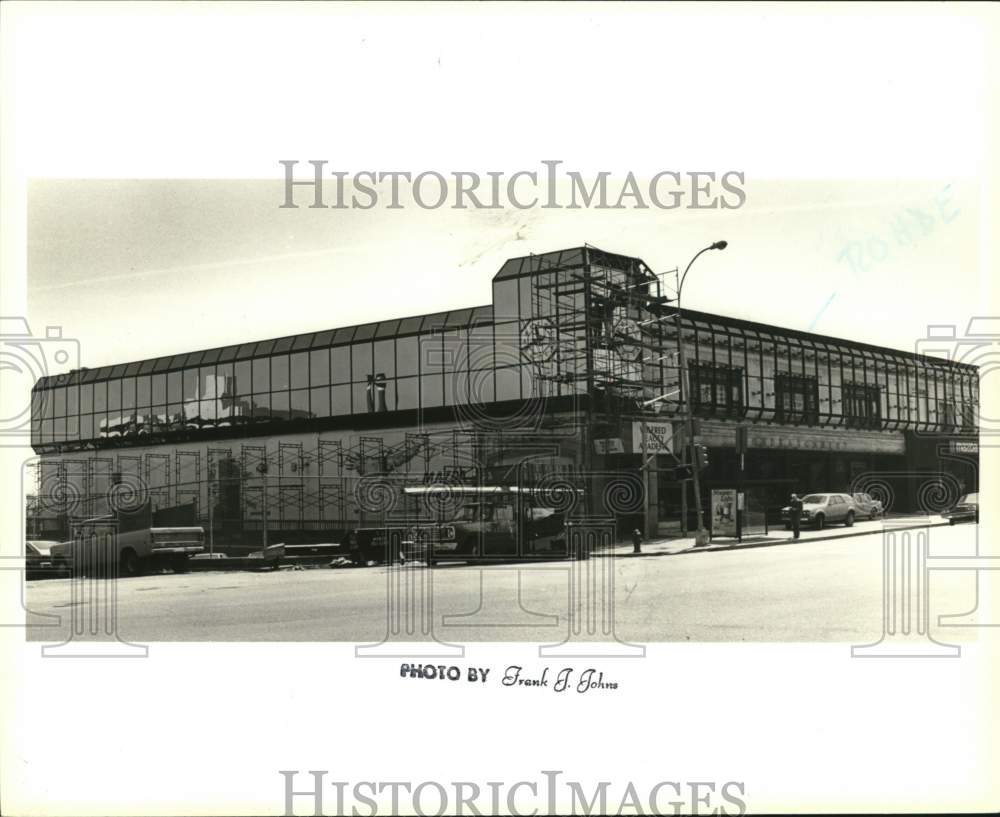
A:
[[27, 176, 982, 373]]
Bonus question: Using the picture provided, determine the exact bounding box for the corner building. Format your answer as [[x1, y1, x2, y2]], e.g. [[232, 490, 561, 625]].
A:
[[29, 246, 980, 546]]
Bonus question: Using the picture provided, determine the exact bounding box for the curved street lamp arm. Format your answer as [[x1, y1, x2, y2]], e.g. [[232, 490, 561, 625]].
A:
[[678, 245, 713, 305]]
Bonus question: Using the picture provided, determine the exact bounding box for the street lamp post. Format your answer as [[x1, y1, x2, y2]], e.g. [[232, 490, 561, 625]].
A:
[[676, 240, 728, 546]]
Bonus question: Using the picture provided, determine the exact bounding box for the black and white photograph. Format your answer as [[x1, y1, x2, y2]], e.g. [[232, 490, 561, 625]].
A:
[[2, 3, 998, 816]]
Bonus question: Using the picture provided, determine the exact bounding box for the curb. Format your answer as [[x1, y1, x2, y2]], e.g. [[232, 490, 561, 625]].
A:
[[598, 519, 952, 559]]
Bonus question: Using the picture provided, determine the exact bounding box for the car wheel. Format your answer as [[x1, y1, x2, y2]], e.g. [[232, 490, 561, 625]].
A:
[[784, 523, 791, 530], [172, 557, 190, 574], [119, 548, 141, 578], [845, 511, 854, 528], [870, 510, 878, 520], [814, 514, 825, 531], [949, 519, 955, 526]]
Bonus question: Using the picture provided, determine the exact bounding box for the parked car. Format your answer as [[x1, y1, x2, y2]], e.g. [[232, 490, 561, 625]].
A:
[[25, 540, 65, 580], [943, 493, 979, 525], [50, 517, 205, 577], [851, 492, 884, 520], [781, 493, 857, 530]]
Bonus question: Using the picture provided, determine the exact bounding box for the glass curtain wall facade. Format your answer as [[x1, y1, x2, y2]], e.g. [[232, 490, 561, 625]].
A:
[[31, 246, 979, 455]]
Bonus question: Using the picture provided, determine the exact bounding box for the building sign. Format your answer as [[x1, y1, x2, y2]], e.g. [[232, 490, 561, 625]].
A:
[[697, 421, 905, 455], [594, 438, 625, 455], [632, 422, 674, 455], [711, 489, 737, 537]]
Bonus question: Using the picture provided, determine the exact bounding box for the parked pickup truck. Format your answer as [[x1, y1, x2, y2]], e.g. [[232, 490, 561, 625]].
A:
[[50, 501, 205, 577]]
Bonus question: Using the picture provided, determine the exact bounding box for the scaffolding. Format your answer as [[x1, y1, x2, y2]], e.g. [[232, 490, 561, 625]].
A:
[[528, 249, 681, 429]]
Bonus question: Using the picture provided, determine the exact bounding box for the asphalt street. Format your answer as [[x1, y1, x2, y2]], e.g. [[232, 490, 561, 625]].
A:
[[24, 523, 985, 644]]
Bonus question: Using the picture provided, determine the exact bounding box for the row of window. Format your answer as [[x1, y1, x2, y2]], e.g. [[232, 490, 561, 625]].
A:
[[686, 362, 976, 428], [32, 366, 548, 444], [33, 326, 532, 418]]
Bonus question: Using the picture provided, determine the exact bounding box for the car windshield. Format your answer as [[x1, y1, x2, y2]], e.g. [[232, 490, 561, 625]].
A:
[[959, 493, 978, 504], [801, 495, 825, 504]]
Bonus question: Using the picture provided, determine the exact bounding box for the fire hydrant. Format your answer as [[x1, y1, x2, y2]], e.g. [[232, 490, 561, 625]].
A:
[[631, 528, 642, 554]]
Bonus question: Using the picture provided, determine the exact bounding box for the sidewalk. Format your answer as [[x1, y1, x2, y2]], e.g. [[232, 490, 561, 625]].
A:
[[596, 513, 950, 558]]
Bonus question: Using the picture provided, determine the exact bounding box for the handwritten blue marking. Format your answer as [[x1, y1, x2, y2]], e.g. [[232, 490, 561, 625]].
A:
[[808, 291, 837, 331]]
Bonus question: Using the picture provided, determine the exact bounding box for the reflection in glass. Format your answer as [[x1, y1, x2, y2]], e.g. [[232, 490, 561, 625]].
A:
[[183, 368, 198, 401]]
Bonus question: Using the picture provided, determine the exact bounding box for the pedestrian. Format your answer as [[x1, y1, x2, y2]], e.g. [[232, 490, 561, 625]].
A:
[[631, 528, 642, 554], [789, 492, 803, 540]]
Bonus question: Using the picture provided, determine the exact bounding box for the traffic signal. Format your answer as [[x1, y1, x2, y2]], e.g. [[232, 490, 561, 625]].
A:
[[694, 444, 709, 471]]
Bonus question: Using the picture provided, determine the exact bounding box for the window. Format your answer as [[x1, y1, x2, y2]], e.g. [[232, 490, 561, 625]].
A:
[[493, 280, 519, 321], [182, 368, 198, 401], [373, 339, 395, 379], [332, 384, 351, 415], [420, 373, 444, 408], [689, 362, 743, 416], [272, 355, 290, 391], [107, 379, 122, 411], [309, 349, 330, 387], [137, 376, 151, 408], [961, 401, 976, 431], [941, 401, 958, 430], [365, 374, 390, 412], [81, 382, 95, 414], [396, 336, 419, 377], [352, 343, 373, 382], [306, 385, 328, 417], [331, 346, 351, 383], [234, 359, 252, 395], [843, 382, 881, 429], [252, 357, 270, 392], [397, 377, 419, 410], [290, 352, 309, 390], [776, 373, 819, 425]]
